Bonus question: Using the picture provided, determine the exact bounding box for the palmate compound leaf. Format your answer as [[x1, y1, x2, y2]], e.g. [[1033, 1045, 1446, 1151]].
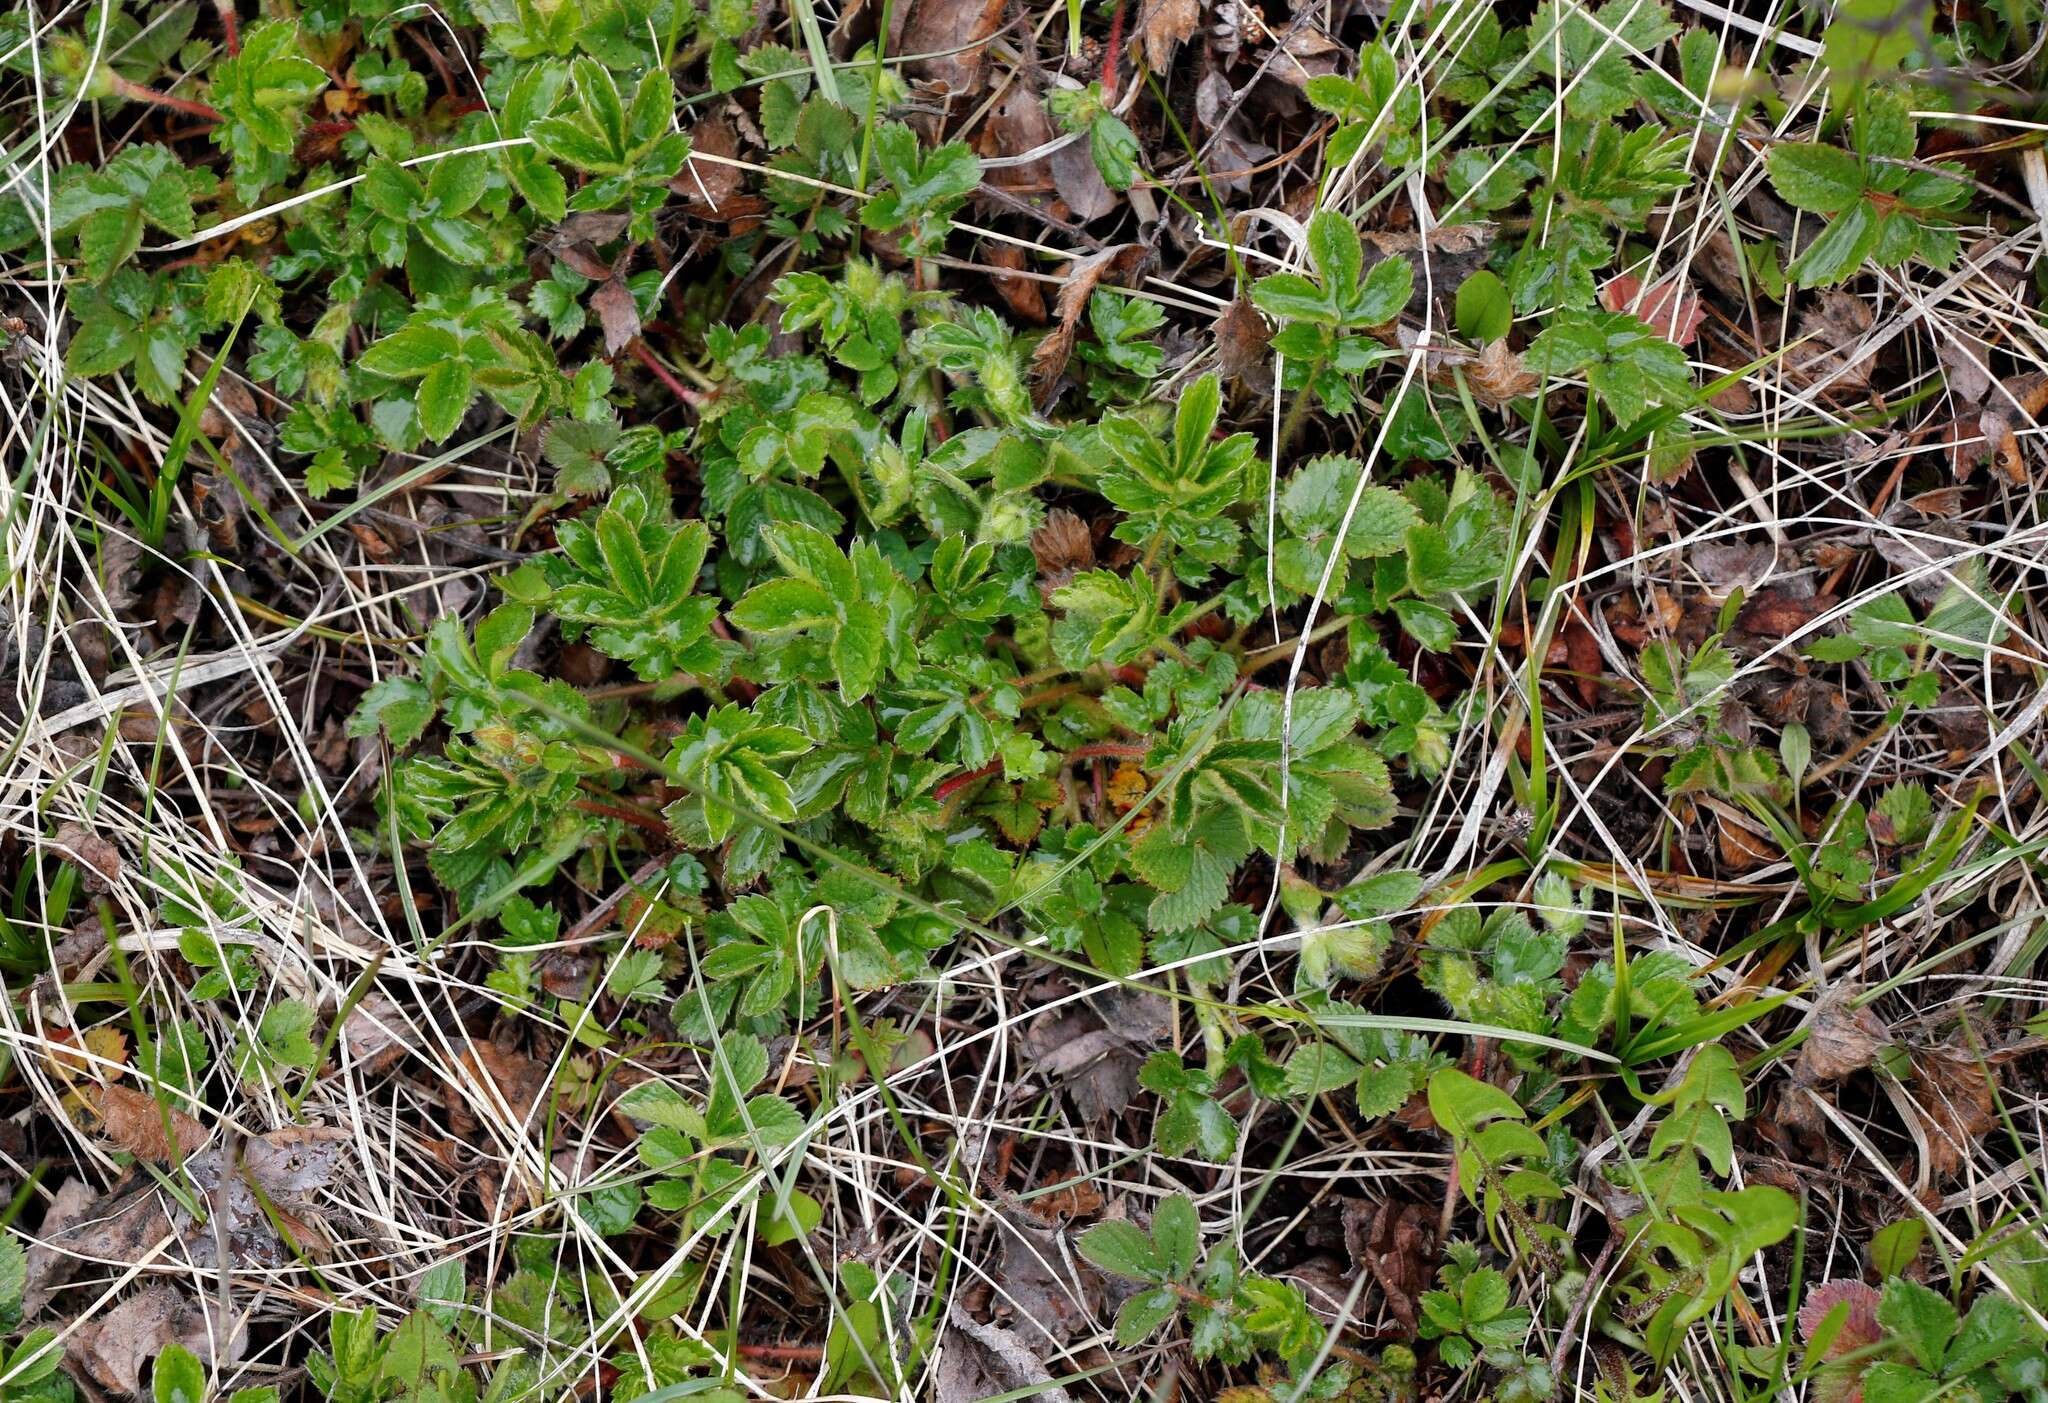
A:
[[50, 144, 207, 281], [1250, 209, 1414, 328], [666, 703, 812, 843], [1096, 373, 1257, 565], [1525, 308, 1693, 424], [1273, 454, 1417, 596], [546, 484, 720, 680], [728, 522, 907, 698]]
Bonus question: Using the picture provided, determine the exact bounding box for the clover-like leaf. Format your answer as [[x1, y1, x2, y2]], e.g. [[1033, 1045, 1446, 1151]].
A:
[[1525, 308, 1693, 423]]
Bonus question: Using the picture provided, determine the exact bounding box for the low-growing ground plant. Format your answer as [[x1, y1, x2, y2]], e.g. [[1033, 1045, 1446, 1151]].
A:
[[5, 0, 2048, 1401]]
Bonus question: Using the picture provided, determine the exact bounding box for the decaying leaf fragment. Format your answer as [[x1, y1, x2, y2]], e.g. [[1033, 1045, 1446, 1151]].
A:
[[68, 1284, 242, 1395]]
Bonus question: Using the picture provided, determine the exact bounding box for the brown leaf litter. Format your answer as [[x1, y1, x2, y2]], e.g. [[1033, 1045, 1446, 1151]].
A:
[[1213, 297, 1273, 392], [86, 1084, 208, 1163], [1029, 243, 1152, 400], [978, 83, 1114, 224], [1788, 291, 1877, 398], [892, 0, 1008, 95], [1343, 1198, 1435, 1331], [1792, 985, 1892, 1086], [936, 1302, 1076, 1403], [69, 1284, 243, 1395], [1972, 371, 2048, 486], [1135, 0, 1202, 73], [1019, 983, 1171, 1126], [986, 1205, 1110, 1350], [52, 822, 122, 893], [1030, 508, 1095, 602], [1909, 1046, 2001, 1184], [1601, 272, 1705, 347], [27, 1125, 353, 1316]]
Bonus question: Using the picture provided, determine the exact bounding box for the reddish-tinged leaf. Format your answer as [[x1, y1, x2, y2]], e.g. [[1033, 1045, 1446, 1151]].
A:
[[1601, 272, 1705, 347], [1798, 1280, 1882, 1354]]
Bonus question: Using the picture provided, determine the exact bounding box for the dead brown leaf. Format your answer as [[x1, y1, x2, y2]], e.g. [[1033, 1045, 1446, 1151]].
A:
[[1214, 297, 1273, 392], [1911, 1048, 1997, 1182], [23, 1177, 100, 1314], [979, 85, 1053, 194], [339, 992, 410, 1077], [1692, 539, 1779, 591], [1932, 685, 1989, 757], [1937, 333, 1994, 404], [176, 1139, 334, 1268], [1941, 415, 1989, 481], [1049, 138, 1115, 222], [70, 1285, 238, 1395], [1030, 509, 1094, 601], [1561, 614, 1602, 707], [591, 276, 640, 357], [893, 0, 1008, 93], [989, 1208, 1106, 1348], [979, 79, 1112, 218], [1601, 272, 1705, 347], [1194, 71, 1275, 194], [1021, 1173, 1104, 1223], [242, 1124, 350, 1201], [675, 118, 749, 215], [1463, 339, 1539, 406], [1136, 0, 1201, 72], [54, 822, 122, 894], [1029, 243, 1149, 399], [1760, 674, 1850, 744], [1262, 23, 1343, 88], [90, 1084, 206, 1162], [1020, 986, 1170, 1126], [458, 1039, 552, 1129], [1716, 814, 1777, 871], [1794, 985, 1891, 1084], [1365, 225, 1495, 320], [542, 212, 629, 280], [1799, 1276, 1884, 1403], [1343, 1199, 1433, 1331], [984, 243, 1047, 323], [1736, 586, 1832, 638], [937, 1303, 1074, 1403], [1788, 292, 1876, 396], [1975, 372, 2048, 485], [1703, 341, 1757, 414]]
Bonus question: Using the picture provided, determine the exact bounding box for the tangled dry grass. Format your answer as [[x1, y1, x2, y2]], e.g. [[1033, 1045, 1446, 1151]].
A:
[[8, 1, 2048, 1401]]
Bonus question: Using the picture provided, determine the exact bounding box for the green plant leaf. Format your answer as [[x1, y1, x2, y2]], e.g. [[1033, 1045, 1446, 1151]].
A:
[[1077, 1220, 1164, 1282], [1766, 143, 1868, 215], [1877, 1277, 1957, 1375], [152, 1344, 207, 1403]]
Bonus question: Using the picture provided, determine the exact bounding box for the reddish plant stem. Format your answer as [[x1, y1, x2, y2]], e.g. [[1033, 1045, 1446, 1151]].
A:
[[934, 762, 1001, 803], [735, 1343, 824, 1362], [213, 0, 239, 55], [1102, 1, 1128, 97], [1017, 680, 1084, 710], [571, 797, 670, 839], [107, 73, 221, 123], [1068, 740, 1147, 762], [629, 340, 708, 409]]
